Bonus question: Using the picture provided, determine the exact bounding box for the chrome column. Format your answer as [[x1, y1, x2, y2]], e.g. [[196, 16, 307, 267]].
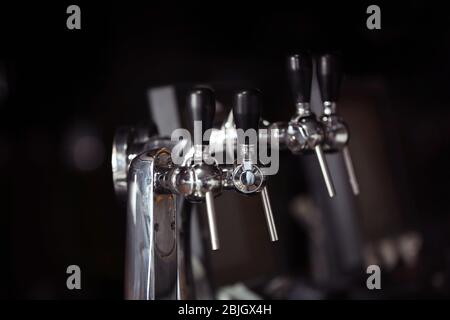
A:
[[125, 149, 178, 300]]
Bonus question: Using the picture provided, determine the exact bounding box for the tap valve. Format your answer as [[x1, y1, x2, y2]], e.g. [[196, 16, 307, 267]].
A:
[[286, 53, 336, 198], [167, 88, 222, 250], [232, 89, 278, 241], [316, 53, 359, 195]]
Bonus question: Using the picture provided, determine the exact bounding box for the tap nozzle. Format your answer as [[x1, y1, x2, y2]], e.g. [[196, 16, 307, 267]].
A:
[[286, 53, 336, 197], [316, 53, 359, 195], [233, 88, 279, 242]]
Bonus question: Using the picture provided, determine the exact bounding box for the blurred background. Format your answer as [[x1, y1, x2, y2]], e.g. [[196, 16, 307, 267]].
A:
[[1, 1, 450, 299]]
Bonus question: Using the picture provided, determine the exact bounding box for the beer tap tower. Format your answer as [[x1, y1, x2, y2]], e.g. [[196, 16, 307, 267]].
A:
[[112, 53, 359, 299]]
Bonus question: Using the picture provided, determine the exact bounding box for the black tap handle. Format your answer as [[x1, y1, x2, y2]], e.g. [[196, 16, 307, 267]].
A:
[[233, 89, 262, 132], [316, 53, 342, 102], [287, 53, 313, 104], [186, 87, 216, 144]]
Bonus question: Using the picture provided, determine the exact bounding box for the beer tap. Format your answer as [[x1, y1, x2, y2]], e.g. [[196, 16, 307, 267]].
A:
[[232, 89, 278, 242], [284, 53, 336, 198], [316, 53, 360, 195], [162, 88, 223, 250], [156, 88, 279, 250], [113, 53, 362, 300]]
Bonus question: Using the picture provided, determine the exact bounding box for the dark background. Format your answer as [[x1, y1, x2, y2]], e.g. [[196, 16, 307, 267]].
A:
[[1, 1, 450, 299]]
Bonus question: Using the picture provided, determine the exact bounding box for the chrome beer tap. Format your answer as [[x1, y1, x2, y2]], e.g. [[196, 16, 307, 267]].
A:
[[113, 53, 360, 300], [158, 88, 278, 250], [161, 88, 223, 250], [280, 53, 336, 197], [231, 89, 278, 241], [316, 53, 360, 195]]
